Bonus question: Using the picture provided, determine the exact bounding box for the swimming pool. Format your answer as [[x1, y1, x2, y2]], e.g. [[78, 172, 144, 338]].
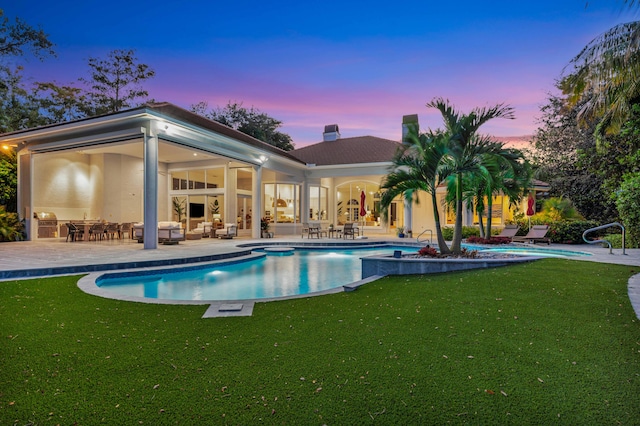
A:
[[476, 246, 592, 258], [96, 246, 419, 301]]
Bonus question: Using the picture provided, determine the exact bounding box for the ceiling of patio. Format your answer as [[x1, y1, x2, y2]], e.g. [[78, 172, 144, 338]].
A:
[[74, 138, 247, 167]]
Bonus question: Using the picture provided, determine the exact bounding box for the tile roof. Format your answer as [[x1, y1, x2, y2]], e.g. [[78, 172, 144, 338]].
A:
[[290, 136, 402, 166]]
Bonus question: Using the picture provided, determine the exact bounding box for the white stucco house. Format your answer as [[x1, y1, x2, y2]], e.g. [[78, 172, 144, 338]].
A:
[[0, 102, 547, 248]]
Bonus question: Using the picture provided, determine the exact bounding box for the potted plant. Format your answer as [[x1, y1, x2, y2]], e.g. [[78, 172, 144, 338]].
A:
[[396, 226, 405, 238], [209, 199, 220, 216], [172, 197, 186, 223], [261, 217, 272, 238], [406, 229, 413, 239]]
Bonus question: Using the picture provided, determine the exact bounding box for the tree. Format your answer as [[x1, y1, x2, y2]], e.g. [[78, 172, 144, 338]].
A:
[[0, 148, 17, 212], [0, 9, 55, 60], [614, 173, 640, 245], [380, 129, 452, 254], [80, 49, 155, 115], [30, 81, 90, 124], [531, 92, 618, 223], [462, 143, 531, 238], [427, 97, 516, 252], [191, 101, 295, 151], [562, 20, 640, 136]]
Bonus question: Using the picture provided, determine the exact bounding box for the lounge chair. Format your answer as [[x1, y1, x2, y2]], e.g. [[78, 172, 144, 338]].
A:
[[307, 223, 326, 238], [512, 225, 551, 245], [495, 224, 520, 239], [194, 221, 212, 238], [158, 221, 185, 244], [132, 223, 144, 242], [216, 223, 237, 239]]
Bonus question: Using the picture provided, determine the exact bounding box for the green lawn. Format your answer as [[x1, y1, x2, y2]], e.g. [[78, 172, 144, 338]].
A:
[[1, 259, 639, 425]]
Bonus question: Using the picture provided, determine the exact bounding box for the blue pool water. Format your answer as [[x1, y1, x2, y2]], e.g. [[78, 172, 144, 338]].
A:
[[97, 246, 419, 301], [475, 246, 592, 258]]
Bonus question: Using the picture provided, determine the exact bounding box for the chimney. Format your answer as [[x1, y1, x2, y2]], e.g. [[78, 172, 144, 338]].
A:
[[323, 124, 340, 141], [402, 114, 419, 143]]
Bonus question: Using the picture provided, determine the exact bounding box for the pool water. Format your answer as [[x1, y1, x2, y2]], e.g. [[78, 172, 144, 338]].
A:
[[476, 246, 592, 258], [97, 246, 419, 301]]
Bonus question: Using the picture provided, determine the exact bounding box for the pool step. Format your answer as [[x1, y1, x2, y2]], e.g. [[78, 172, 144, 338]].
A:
[[203, 302, 255, 318]]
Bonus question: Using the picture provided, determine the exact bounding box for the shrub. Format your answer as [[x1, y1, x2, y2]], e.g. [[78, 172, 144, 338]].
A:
[[466, 236, 512, 245], [511, 218, 600, 244], [418, 246, 439, 257], [614, 174, 640, 245], [548, 220, 600, 244], [0, 206, 24, 242], [441, 226, 480, 241], [603, 233, 639, 249]]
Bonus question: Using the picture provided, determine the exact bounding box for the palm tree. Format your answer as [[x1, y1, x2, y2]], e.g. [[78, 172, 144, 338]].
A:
[[380, 129, 452, 254], [427, 98, 516, 252], [476, 143, 531, 237], [563, 2, 640, 135], [562, 20, 640, 136]]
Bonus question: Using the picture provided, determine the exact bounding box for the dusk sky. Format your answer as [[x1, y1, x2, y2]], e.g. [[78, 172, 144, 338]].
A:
[[5, 1, 638, 147]]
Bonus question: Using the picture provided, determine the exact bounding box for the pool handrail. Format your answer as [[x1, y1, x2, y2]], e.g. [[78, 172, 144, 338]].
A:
[[582, 222, 626, 255], [416, 228, 433, 245]]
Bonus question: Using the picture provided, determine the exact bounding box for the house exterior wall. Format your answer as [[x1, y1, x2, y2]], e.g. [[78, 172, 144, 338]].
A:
[[32, 151, 93, 221]]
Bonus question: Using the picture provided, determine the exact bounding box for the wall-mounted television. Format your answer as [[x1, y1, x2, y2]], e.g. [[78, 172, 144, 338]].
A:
[[189, 203, 205, 218]]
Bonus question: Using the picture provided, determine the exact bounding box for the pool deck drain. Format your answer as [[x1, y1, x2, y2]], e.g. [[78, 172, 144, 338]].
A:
[[204, 302, 254, 318]]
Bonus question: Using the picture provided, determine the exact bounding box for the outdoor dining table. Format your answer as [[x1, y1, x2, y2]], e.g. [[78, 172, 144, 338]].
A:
[[327, 227, 343, 238]]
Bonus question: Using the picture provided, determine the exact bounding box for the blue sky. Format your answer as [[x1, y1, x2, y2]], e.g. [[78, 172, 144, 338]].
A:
[[5, 1, 638, 146]]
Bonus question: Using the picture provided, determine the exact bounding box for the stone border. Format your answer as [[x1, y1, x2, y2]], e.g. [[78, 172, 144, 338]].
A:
[[628, 273, 640, 320], [361, 254, 541, 279]]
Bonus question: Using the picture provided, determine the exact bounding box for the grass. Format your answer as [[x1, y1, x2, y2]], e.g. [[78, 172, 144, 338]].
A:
[[1, 259, 639, 425]]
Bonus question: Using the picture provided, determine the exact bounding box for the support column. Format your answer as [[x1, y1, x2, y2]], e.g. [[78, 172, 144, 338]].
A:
[[404, 198, 413, 233], [252, 165, 262, 238], [143, 129, 158, 249], [301, 179, 310, 224]]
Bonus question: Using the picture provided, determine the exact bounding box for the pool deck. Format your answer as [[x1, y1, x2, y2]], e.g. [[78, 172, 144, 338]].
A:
[[1, 236, 639, 318]]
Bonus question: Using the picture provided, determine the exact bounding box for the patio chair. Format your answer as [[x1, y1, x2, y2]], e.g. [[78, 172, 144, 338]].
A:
[[301, 223, 310, 238], [194, 222, 212, 237], [88, 222, 105, 241], [342, 222, 356, 239], [216, 223, 237, 239], [65, 222, 84, 242], [118, 223, 131, 239], [158, 221, 185, 245], [132, 223, 144, 242], [512, 225, 551, 245], [104, 222, 119, 240], [495, 224, 520, 240], [307, 223, 326, 238]]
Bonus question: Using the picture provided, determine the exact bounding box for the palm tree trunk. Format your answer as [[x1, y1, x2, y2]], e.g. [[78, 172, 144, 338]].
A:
[[451, 173, 463, 253], [486, 196, 493, 238], [478, 212, 485, 239], [431, 192, 451, 254]]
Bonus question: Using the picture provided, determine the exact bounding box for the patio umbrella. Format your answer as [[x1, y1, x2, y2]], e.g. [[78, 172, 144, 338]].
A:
[[526, 193, 535, 229], [359, 191, 367, 236]]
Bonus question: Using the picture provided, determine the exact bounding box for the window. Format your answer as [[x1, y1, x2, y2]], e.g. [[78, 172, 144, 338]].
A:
[[264, 183, 299, 223], [336, 182, 381, 226], [171, 168, 224, 191], [308, 186, 328, 221]]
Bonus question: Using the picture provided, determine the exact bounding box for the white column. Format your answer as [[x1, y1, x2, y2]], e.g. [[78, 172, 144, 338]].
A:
[[301, 179, 310, 224], [252, 165, 262, 238], [404, 198, 413, 233], [143, 129, 158, 249]]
